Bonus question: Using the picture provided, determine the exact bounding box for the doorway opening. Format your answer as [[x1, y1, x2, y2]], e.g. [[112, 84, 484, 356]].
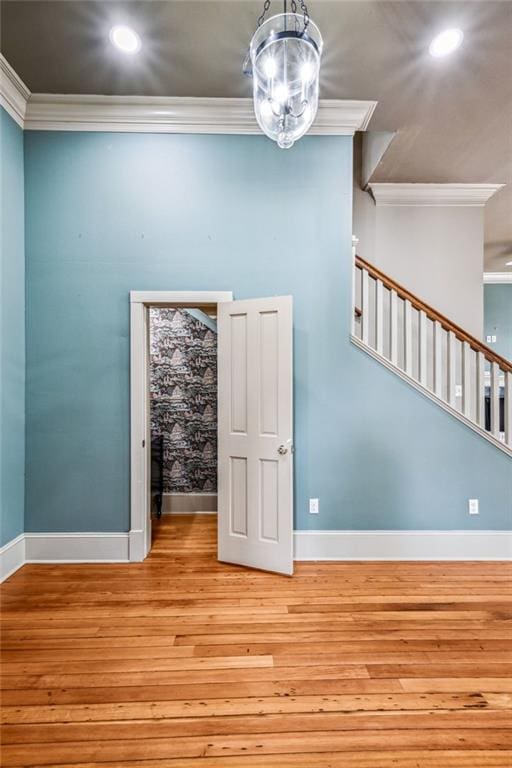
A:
[[130, 291, 232, 561], [149, 305, 218, 548], [130, 291, 294, 574]]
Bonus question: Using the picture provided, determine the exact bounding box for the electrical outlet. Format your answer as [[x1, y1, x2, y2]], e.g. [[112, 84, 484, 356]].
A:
[[309, 498, 319, 514], [492, 335, 497, 343], [468, 499, 479, 515], [486, 335, 492, 343], [455, 384, 462, 398]]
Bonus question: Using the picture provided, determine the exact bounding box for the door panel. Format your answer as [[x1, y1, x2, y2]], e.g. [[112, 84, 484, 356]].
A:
[[218, 296, 293, 575]]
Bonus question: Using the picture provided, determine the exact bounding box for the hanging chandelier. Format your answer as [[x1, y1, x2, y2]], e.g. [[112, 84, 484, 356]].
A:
[[245, 1, 323, 149]]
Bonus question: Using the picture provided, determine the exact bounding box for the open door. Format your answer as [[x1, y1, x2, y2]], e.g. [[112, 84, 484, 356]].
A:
[[218, 296, 293, 575]]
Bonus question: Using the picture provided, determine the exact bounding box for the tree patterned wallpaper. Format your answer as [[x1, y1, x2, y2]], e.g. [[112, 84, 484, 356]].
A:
[[149, 308, 217, 493]]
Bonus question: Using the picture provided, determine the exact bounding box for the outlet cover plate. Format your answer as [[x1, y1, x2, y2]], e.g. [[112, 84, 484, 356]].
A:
[[309, 498, 319, 514]]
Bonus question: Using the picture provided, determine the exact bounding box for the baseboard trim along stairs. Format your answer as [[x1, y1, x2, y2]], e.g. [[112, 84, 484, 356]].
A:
[[353, 255, 512, 457], [2, 529, 511, 581], [351, 334, 510, 455]]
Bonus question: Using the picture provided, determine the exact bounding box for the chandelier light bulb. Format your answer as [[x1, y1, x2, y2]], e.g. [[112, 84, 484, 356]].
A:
[[248, 10, 323, 149], [263, 57, 278, 78], [273, 83, 290, 104], [300, 61, 316, 82]]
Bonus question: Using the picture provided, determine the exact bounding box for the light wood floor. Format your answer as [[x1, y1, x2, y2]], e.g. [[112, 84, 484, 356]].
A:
[[1, 514, 512, 767]]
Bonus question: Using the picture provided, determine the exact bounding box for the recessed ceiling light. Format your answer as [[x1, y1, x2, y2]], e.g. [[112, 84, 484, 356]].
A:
[[109, 25, 141, 54], [506, 261, 512, 267], [429, 28, 464, 58]]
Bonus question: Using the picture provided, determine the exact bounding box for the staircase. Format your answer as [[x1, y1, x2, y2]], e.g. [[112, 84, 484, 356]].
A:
[[352, 255, 512, 457]]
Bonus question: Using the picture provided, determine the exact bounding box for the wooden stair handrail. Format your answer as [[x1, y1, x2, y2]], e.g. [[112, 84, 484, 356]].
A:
[[355, 255, 512, 373]]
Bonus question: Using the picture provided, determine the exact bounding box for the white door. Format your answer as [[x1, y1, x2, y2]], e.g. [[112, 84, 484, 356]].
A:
[[218, 296, 293, 575]]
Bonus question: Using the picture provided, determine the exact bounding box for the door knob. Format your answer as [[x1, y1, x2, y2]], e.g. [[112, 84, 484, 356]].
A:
[[277, 444, 288, 455]]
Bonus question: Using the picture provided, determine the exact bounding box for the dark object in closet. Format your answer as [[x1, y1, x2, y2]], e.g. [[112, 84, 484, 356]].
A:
[[484, 387, 504, 433], [151, 435, 164, 518]]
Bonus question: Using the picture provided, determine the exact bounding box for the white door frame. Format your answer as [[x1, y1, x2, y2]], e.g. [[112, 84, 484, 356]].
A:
[[129, 290, 233, 562]]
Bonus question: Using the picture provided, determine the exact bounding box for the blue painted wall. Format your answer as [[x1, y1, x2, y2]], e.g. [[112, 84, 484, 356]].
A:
[[484, 284, 512, 362], [0, 107, 25, 546], [24, 131, 511, 534]]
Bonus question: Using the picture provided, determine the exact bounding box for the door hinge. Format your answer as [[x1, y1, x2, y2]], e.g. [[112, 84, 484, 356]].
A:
[[142, 439, 145, 448]]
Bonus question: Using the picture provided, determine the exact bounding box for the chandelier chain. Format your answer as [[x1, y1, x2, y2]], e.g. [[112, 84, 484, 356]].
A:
[[257, 0, 272, 27], [257, 0, 310, 30], [300, 0, 310, 29]]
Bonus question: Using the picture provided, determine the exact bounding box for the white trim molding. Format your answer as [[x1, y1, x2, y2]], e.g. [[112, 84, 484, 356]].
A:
[[130, 290, 233, 562], [24, 532, 130, 563], [370, 183, 505, 207], [484, 272, 512, 284], [3, 529, 509, 579], [130, 290, 233, 305], [0, 534, 26, 582], [24, 95, 376, 135], [294, 530, 512, 561], [1, 54, 376, 135], [1, 52, 375, 135], [0, 55, 30, 127]]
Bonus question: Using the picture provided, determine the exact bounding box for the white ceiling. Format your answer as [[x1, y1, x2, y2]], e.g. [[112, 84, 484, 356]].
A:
[[1, 0, 511, 270]]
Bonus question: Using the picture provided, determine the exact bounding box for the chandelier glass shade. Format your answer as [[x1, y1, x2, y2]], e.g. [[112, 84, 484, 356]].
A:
[[249, 12, 323, 149]]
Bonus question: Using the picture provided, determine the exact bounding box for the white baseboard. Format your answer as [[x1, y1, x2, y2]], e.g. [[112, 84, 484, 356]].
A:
[[162, 493, 217, 514], [3, 529, 510, 582], [0, 534, 26, 581], [24, 532, 130, 563], [294, 530, 512, 561]]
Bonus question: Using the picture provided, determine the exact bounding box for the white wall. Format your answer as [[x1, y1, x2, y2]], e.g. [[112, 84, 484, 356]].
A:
[[353, 188, 485, 339]]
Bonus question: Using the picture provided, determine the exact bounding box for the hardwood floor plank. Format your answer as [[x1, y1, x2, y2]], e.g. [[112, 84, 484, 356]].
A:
[[15, 752, 512, 768], [3, 729, 512, 765], [4, 709, 512, 745], [2, 692, 500, 725], [0, 678, 402, 706]]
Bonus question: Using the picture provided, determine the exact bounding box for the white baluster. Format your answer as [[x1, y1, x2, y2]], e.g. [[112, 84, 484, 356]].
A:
[[375, 279, 384, 356], [433, 321, 443, 397], [447, 331, 457, 407], [419, 310, 428, 387], [390, 290, 398, 366], [361, 268, 369, 346], [404, 300, 413, 376], [505, 371, 512, 447], [475, 352, 485, 428], [490, 362, 500, 438], [352, 263, 358, 336], [462, 342, 472, 418]]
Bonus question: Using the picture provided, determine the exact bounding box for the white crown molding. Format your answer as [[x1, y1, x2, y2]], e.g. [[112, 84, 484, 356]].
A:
[[294, 530, 512, 560], [0, 55, 30, 127], [484, 272, 512, 284], [370, 183, 505, 207], [1, 54, 376, 135], [24, 94, 376, 135]]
